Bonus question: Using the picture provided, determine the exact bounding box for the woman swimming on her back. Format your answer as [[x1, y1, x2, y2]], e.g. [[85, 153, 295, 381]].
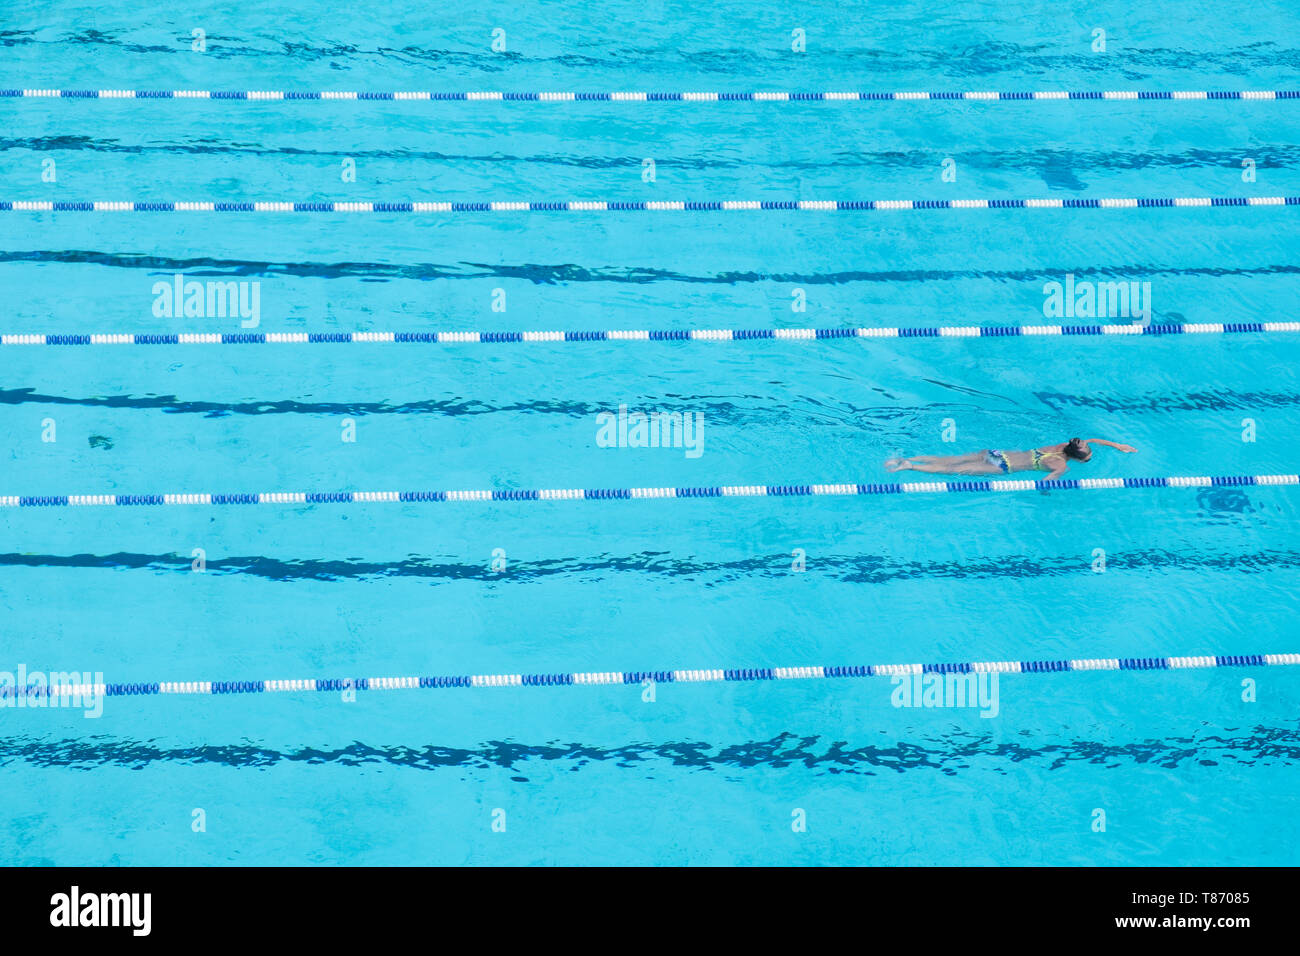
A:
[[885, 437, 1136, 479]]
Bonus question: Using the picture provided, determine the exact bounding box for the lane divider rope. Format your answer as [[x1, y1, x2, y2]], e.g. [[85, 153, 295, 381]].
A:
[[5, 322, 1298, 348], [2, 197, 1296, 214], [6, 653, 1297, 701], [4, 88, 1297, 103], [3, 475, 1297, 510]]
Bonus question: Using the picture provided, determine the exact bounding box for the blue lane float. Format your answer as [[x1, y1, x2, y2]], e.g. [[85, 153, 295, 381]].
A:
[[3, 322, 1295, 349], [2, 474, 1296, 511], [1, 197, 1296, 214], [2, 88, 1297, 103], [4, 653, 1297, 702]]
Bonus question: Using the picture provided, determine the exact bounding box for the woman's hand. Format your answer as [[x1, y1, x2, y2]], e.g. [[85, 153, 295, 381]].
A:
[[1113, 443, 1138, 453]]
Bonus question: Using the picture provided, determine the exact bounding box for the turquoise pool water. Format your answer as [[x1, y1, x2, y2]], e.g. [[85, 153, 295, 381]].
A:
[[2, 1, 1299, 866]]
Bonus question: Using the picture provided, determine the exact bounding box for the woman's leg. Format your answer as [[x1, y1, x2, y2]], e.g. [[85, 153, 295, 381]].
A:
[[900, 458, 1002, 475], [887, 451, 992, 473]]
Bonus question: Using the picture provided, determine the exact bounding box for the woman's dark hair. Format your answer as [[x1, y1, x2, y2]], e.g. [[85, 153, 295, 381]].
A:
[[1064, 437, 1089, 460]]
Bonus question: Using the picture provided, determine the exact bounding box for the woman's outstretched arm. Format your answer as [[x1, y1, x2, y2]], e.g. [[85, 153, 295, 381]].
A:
[[1087, 438, 1138, 453]]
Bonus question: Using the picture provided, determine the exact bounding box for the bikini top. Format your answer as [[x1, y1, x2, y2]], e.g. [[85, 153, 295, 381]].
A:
[[1032, 449, 1062, 471]]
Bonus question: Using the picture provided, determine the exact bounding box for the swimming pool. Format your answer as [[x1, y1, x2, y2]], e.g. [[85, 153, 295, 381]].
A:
[[2, 1, 1299, 866]]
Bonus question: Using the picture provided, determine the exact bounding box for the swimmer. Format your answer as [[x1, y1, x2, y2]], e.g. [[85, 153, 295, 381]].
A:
[[885, 437, 1136, 479]]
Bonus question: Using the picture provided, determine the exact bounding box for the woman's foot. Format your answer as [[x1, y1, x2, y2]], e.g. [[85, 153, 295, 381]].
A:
[[884, 457, 911, 472]]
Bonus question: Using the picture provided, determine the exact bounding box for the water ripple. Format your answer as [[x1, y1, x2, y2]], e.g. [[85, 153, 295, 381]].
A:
[[2, 725, 1297, 775], [1, 546, 1295, 584], [3, 29, 1298, 76], [0, 387, 933, 427], [3, 385, 1297, 424], [5, 138, 1297, 178], [1035, 389, 1300, 413], [3, 250, 1297, 287]]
